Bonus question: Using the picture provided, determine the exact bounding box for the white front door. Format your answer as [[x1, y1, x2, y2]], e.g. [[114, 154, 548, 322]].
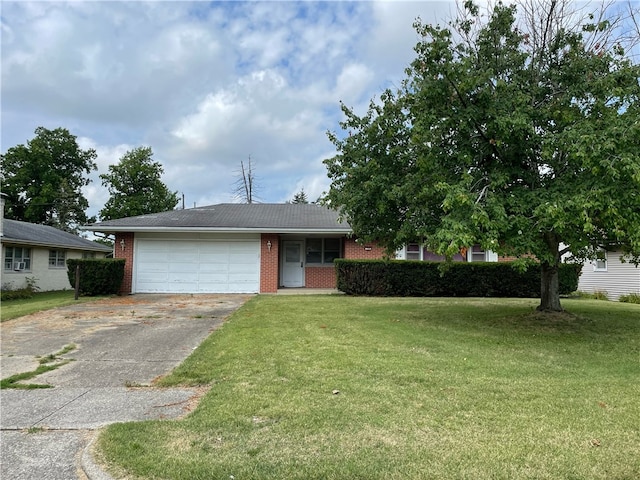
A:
[[281, 241, 304, 287]]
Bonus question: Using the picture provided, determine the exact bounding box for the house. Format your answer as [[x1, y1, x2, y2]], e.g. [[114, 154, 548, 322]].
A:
[[84, 203, 385, 294], [396, 242, 498, 262], [577, 249, 640, 301], [1, 196, 113, 292]]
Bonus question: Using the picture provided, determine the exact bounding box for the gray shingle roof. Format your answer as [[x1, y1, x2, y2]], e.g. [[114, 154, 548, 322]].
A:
[[2, 219, 113, 252], [86, 203, 352, 233]]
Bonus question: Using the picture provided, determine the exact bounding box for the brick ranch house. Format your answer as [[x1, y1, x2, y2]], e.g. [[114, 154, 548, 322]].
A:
[[85, 203, 386, 294]]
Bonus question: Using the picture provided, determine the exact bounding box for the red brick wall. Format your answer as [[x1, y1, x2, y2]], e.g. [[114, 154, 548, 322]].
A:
[[498, 254, 537, 262], [305, 266, 337, 288], [344, 238, 386, 259], [260, 233, 279, 293], [114, 232, 134, 295]]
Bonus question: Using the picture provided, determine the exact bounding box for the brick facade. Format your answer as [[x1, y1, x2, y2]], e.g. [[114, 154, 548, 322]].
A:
[[344, 238, 387, 260], [114, 232, 134, 295], [260, 233, 280, 293], [305, 266, 337, 288]]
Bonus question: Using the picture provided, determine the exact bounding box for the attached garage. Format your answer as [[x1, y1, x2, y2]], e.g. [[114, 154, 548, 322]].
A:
[[134, 234, 260, 293]]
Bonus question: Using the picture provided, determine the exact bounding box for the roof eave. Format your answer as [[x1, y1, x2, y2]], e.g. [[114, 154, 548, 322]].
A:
[[0, 236, 112, 252], [82, 226, 353, 235]]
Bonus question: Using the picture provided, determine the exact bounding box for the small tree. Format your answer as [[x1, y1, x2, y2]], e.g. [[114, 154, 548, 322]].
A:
[[99, 147, 179, 221], [291, 188, 309, 204], [1, 127, 97, 233], [324, 1, 640, 312]]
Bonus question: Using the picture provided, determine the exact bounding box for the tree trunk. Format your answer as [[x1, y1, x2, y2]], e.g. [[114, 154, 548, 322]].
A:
[[537, 232, 563, 312], [538, 261, 563, 312]]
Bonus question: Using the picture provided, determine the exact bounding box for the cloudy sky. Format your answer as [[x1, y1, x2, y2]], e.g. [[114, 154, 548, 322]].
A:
[[1, 0, 459, 219]]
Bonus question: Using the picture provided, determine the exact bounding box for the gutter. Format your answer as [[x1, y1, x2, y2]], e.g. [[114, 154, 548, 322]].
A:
[[80, 226, 354, 235]]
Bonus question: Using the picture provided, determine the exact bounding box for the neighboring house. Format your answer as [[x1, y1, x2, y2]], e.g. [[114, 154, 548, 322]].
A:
[[1, 197, 113, 292], [577, 249, 640, 301], [85, 203, 385, 294], [396, 242, 498, 262]]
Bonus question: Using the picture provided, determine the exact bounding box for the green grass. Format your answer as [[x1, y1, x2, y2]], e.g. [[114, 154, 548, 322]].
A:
[[97, 297, 640, 480], [1, 344, 76, 389], [0, 290, 106, 322]]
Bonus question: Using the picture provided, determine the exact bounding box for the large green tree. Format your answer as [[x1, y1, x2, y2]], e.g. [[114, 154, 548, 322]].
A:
[[1, 127, 97, 233], [99, 146, 179, 221], [324, 1, 640, 312]]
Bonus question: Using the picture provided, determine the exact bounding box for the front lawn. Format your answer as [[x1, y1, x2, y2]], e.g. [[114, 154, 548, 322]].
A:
[[0, 290, 106, 322], [98, 296, 640, 480]]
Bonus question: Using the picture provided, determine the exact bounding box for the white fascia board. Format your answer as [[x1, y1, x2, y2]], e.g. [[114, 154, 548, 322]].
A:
[[81, 226, 353, 235]]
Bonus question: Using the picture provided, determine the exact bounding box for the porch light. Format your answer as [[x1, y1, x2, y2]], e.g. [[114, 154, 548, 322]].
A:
[[120, 239, 126, 251], [267, 240, 272, 252]]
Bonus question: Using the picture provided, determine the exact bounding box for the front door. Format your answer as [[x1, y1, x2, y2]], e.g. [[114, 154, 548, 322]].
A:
[[281, 241, 304, 287]]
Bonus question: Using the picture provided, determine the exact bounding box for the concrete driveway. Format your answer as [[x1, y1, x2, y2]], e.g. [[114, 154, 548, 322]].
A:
[[0, 294, 251, 480]]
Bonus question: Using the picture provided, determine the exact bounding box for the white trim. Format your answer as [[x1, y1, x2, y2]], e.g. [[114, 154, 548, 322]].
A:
[[82, 226, 352, 235]]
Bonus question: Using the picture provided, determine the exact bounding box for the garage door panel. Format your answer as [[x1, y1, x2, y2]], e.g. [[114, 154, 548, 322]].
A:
[[135, 239, 259, 293]]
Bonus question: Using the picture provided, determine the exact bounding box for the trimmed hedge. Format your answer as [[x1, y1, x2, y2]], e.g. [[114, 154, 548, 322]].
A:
[[335, 259, 581, 297], [67, 259, 125, 296]]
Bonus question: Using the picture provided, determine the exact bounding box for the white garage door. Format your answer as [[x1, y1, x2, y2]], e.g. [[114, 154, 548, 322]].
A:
[[134, 238, 260, 293]]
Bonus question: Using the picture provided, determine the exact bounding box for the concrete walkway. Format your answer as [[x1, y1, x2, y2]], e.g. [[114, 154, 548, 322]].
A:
[[0, 294, 251, 480]]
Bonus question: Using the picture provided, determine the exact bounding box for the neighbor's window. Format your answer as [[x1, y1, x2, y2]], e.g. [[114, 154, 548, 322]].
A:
[[4, 247, 31, 271], [594, 250, 607, 271], [470, 244, 486, 262], [49, 250, 66, 268], [406, 243, 421, 260], [306, 238, 342, 264], [82, 252, 96, 259]]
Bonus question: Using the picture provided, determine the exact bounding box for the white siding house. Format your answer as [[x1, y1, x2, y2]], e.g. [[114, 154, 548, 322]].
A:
[[1, 195, 112, 292], [578, 249, 640, 301]]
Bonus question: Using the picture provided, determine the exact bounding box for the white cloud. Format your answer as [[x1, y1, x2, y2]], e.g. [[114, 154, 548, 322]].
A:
[[2, 1, 449, 216]]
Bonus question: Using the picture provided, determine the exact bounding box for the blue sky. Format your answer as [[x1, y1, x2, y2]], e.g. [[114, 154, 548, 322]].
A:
[[1, 0, 455, 218]]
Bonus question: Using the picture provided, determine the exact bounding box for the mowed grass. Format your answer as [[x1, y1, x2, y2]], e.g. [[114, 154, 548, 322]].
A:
[[0, 290, 105, 322], [98, 296, 640, 480]]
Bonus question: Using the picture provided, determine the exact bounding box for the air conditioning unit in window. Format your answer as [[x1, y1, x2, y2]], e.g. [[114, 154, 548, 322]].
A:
[[13, 262, 26, 271]]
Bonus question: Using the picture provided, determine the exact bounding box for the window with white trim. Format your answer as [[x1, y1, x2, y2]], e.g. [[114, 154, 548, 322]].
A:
[[594, 250, 607, 271], [305, 238, 342, 264], [4, 247, 31, 271], [49, 250, 66, 268]]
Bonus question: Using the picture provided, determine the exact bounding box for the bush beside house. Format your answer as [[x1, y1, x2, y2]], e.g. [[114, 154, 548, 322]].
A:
[[67, 259, 125, 296], [336, 260, 581, 297]]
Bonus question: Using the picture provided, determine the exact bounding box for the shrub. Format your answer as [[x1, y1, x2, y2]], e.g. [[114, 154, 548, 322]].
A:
[[67, 259, 125, 296], [571, 290, 610, 301], [335, 259, 581, 298], [619, 293, 640, 304], [1, 277, 40, 301]]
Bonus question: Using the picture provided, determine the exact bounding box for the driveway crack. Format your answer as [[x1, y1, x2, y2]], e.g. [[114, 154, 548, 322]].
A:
[[33, 388, 92, 428]]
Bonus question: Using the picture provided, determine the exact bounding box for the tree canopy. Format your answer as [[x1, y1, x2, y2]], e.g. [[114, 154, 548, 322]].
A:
[[324, 1, 640, 311], [99, 146, 179, 221], [1, 127, 97, 233]]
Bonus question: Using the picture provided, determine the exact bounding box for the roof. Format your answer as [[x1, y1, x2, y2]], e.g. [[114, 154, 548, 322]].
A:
[[84, 203, 352, 234], [1, 219, 113, 252]]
